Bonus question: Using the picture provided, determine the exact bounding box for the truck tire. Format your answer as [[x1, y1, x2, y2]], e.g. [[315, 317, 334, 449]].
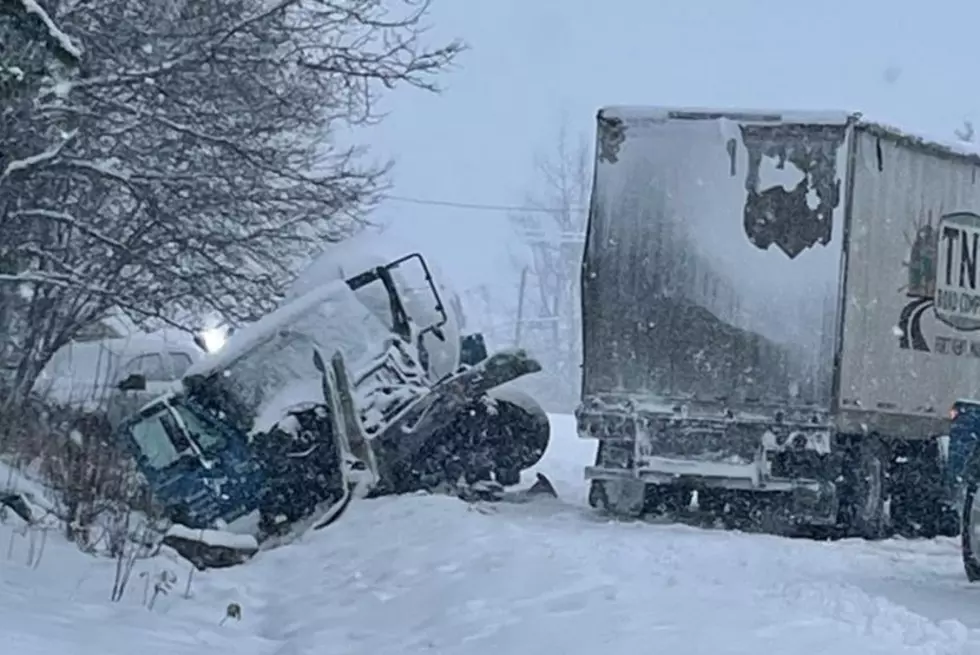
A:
[[646, 484, 692, 517], [847, 437, 887, 539], [483, 389, 551, 478], [697, 490, 795, 534], [962, 481, 980, 582], [698, 489, 753, 529], [890, 438, 953, 538]]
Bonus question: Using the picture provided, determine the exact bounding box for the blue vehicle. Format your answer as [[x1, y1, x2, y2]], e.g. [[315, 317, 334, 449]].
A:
[[950, 399, 980, 581], [112, 252, 552, 568]]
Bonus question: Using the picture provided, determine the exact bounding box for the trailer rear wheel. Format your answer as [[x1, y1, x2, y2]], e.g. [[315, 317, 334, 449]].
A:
[[697, 490, 796, 534], [961, 481, 980, 582], [846, 437, 887, 539], [698, 490, 751, 529], [644, 484, 691, 518], [890, 438, 955, 538]]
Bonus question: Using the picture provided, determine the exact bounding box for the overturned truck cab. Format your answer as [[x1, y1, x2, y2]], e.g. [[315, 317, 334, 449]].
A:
[[114, 252, 551, 567]]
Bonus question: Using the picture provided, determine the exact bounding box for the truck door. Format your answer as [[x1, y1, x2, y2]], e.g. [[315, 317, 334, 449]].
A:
[[124, 402, 260, 529], [166, 401, 263, 526], [125, 405, 227, 527]]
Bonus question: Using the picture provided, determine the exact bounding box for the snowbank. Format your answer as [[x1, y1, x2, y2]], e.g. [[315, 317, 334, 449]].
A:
[[1, 413, 979, 654]]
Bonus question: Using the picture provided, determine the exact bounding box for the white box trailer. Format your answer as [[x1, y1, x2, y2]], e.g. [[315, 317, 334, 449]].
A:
[[578, 106, 980, 538]]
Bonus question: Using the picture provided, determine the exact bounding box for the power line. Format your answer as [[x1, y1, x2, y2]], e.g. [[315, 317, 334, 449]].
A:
[[382, 193, 586, 215]]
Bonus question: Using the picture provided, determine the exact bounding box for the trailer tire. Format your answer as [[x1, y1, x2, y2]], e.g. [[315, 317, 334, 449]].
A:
[[847, 437, 887, 539], [890, 438, 954, 538], [644, 484, 692, 518], [697, 490, 796, 534], [698, 489, 752, 530], [961, 481, 980, 582]]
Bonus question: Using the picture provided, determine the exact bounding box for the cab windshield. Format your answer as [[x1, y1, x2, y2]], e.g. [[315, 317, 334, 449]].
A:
[[125, 400, 228, 470]]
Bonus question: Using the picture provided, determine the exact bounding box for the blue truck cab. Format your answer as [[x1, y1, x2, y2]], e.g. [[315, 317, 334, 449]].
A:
[[116, 392, 267, 531], [111, 272, 412, 550]]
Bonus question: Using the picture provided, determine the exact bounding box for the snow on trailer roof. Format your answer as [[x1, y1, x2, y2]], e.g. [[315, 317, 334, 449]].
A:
[[856, 116, 980, 165], [598, 105, 856, 126], [598, 105, 980, 166]]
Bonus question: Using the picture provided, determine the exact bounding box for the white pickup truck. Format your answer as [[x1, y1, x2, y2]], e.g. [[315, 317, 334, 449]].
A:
[[33, 329, 204, 429]]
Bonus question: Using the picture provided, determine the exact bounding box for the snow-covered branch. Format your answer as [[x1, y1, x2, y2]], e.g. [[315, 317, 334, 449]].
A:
[[0, 130, 77, 185], [4, 0, 82, 64], [8, 208, 128, 253]]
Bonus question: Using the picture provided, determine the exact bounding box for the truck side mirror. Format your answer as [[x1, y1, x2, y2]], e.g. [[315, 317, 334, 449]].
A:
[[117, 373, 147, 392]]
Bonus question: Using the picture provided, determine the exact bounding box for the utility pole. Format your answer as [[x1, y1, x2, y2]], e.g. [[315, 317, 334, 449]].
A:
[[512, 221, 586, 411]]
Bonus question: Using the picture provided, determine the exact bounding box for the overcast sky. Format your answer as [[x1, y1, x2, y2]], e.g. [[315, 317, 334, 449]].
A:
[[359, 0, 980, 335]]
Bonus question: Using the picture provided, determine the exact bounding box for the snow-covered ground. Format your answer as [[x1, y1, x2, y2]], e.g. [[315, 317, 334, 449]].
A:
[[4, 415, 980, 654]]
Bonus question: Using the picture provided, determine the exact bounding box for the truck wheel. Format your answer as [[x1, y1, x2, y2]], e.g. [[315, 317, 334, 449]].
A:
[[890, 438, 951, 538], [494, 467, 521, 487], [484, 390, 551, 475], [644, 484, 691, 518], [697, 490, 790, 533], [847, 438, 887, 539], [698, 489, 749, 529], [961, 481, 980, 582]]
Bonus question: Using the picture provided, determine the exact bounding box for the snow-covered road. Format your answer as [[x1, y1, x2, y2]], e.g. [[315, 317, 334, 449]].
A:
[[4, 415, 980, 654]]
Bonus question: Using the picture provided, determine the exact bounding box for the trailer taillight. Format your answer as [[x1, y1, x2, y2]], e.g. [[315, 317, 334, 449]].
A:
[[951, 406, 960, 420]]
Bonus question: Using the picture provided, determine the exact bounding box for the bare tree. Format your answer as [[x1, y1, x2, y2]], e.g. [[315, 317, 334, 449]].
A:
[[509, 121, 592, 411], [0, 0, 465, 410], [0, 0, 83, 404]]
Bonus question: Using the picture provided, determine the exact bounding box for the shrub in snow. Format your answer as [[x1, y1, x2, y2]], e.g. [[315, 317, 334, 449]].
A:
[[0, 393, 164, 562]]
